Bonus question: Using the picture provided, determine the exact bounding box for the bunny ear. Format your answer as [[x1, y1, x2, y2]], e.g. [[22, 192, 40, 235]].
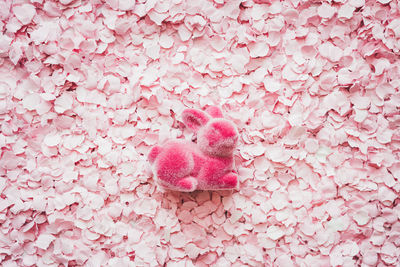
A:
[[205, 106, 223, 118], [182, 109, 210, 131]]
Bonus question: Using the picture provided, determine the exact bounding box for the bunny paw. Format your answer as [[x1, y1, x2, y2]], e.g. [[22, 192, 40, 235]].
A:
[[221, 173, 238, 189], [177, 177, 198, 192]]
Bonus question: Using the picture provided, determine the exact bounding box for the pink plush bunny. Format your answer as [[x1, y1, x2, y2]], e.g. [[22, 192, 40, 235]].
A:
[[148, 106, 239, 192]]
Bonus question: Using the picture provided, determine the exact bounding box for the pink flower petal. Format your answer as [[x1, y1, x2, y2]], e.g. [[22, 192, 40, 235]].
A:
[[119, 0, 135, 11], [248, 42, 269, 58], [376, 83, 395, 99], [54, 93, 73, 113], [338, 4, 355, 19], [35, 234, 55, 250], [266, 226, 285, 240], [348, 0, 365, 7], [319, 42, 343, 62], [22, 93, 41, 111], [13, 4, 36, 25], [317, 3, 336, 19], [44, 132, 61, 147], [159, 32, 174, 49], [145, 43, 160, 60], [178, 25, 192, 42], [352, 210, 370, 226], [266, 145, 291, 163], [170, 232, 187, 248]]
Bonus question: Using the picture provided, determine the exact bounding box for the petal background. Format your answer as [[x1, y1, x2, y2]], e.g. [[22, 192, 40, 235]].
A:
[[0, 0, 399, 266]]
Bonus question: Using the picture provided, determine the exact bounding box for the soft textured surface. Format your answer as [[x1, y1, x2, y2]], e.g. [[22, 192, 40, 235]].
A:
[[1, 0, 400, 266], [150, 107, 239, 191]]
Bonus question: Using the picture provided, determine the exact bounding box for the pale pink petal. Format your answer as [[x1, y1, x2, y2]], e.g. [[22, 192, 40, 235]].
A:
[[170, 232, 187, 248], [338, 4, 355, 19], [54, 93, 73, 113], [159, 32, 174, 49], [44, 132, 61, 147], [22, 93, 41, 111], [13, 4, 36, 25], [35, 234, 55, 250], [352, 210, 370, 226], [266, 226, 285, 240], [266, 145, 291, 163], [318, 3, 336, 19], [248, 42, 269, 58], [376, 83, 395, 99], [119, 0, 135, 11], [348, 0, 365, 7], [178, 25, 192, 41], [319, 42, 343, 62]]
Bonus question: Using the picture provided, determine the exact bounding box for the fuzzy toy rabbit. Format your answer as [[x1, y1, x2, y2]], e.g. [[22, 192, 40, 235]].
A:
[[148, 106, 239, 192]]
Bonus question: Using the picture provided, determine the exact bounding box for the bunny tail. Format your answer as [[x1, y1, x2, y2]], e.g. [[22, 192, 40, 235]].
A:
[[148, 146, 162, 164]]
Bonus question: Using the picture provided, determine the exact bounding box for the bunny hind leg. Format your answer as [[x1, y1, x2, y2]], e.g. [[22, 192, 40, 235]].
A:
[[155, 144, 195, 188]]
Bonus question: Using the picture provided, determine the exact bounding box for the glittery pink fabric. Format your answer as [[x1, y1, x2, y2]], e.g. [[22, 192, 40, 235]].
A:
[[1, 0, 400, 266]]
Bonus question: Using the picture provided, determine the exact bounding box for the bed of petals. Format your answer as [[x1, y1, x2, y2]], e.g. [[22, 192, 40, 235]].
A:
[[1, 0, 400, 266]]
